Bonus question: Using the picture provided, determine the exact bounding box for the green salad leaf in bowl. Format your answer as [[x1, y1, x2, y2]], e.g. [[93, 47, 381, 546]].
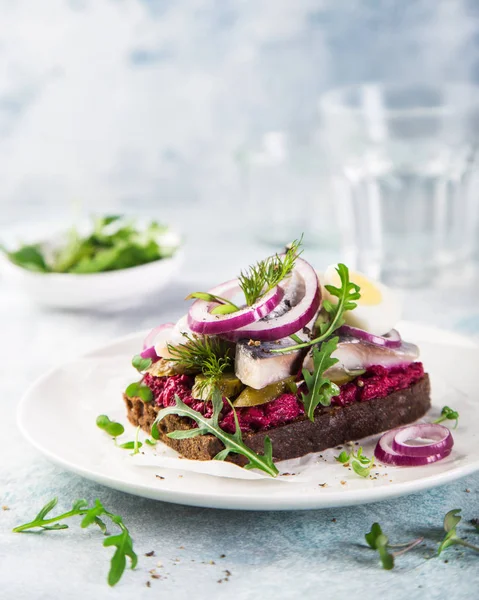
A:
[[4, 215, 178, 274]]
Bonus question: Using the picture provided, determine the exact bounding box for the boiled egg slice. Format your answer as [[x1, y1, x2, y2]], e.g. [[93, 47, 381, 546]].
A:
[[322, 265, 401, 336]]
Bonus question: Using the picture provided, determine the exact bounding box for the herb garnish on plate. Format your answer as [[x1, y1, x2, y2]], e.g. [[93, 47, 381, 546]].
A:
[[336, 445, 373, 478], [187, 237, 303, 311]]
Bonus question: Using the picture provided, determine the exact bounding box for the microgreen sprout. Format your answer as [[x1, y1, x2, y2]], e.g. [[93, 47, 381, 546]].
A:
[[365, 523, 424, 570], [434, 406, 459, 428], [124, 382, 153, 403], [438, 509, 479, 555], [96, 415, 125, 438], [336, 445, 373, 478], [132, 354, 152, 373]]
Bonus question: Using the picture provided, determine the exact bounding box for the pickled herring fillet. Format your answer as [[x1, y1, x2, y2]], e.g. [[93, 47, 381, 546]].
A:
[[235, 338, 306, 390], [303, 335, 420, 376]]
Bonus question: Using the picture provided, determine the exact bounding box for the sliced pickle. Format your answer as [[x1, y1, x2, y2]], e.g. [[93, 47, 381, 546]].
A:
[[328, 369, 366, 386], [233, 376, 297, 408], [146, 359, 194, 377], [192, 373, 244, 401]]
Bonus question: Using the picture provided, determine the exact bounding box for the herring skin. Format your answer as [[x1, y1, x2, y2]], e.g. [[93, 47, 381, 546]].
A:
[[234, 338, 305, 390]]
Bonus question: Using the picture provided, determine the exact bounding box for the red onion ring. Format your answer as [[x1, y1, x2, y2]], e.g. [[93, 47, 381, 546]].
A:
[[375, 428, 453, 467], [141, 323, 175, 359], [223, 258, 321, 342], [391, 423, 453, 457], [188, 279, 284, 335], [338, 325, 402, 349]]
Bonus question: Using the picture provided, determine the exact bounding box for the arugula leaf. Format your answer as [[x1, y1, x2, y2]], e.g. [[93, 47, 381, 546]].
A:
[[154, 389, 279, 477], [301, 337, 340, 420], [125, 382, 153, 403], [34, 497, 59, 522], [96, 415, 125, 437], [13, 498, 137, 587], [272, 263, 360, 354], [132, 354, 153, 373], [5, 244, 50, 272]]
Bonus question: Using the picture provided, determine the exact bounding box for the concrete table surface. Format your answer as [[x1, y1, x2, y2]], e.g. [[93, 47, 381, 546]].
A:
[[1, 231, 478, 600]]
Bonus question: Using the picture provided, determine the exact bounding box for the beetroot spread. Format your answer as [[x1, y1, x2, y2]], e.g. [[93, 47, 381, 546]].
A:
[[143, 362, 425, 434]]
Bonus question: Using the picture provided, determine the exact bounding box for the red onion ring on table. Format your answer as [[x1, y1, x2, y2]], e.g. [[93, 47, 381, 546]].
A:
[[187, 279, 285, 335], [223, 257, 321, 342], [141, 323, 175, 359], [338, 325, 402, 349], [374, 425, 453, 467], [391, 423, 453, 457]]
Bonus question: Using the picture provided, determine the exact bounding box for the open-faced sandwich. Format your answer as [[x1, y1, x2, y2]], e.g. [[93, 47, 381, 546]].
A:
[[124, 240, 433, 477]]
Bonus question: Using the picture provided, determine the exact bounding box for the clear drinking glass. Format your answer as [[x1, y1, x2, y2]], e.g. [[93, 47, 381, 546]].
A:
[[319, 83, 479, 287]]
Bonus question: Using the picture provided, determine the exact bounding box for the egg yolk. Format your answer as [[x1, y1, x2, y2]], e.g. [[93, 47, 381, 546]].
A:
[[350, 272, 382, 306]]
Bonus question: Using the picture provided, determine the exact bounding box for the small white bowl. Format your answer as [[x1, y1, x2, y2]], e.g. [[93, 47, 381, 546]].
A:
[[0, 228, 183, 310]]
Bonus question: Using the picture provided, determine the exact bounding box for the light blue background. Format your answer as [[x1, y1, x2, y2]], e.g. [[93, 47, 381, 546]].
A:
[[1, 2, 479, 598]]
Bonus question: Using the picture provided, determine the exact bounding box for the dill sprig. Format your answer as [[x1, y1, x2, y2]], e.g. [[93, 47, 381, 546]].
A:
[[238, 237, 303, 306], [166, 333, 232, 396]]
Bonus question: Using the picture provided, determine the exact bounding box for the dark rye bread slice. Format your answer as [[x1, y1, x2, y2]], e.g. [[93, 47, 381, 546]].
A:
[[124, 374, 431, 464]]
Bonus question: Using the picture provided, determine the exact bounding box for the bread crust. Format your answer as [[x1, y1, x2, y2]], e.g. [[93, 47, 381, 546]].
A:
[[124, 374, 431, 464]]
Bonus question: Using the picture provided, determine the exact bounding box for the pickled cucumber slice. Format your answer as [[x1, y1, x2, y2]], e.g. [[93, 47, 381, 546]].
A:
[[192, 373, 244, 401], [233, 376, 297, 407]]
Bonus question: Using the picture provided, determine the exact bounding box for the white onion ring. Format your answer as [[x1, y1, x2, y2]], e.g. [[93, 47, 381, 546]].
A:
[[339, 326, 402, 349], [375, 427, 453, 467], [187, 279, 284, 335], [223, 258, 321, 342], [391, 423, 453, 457]]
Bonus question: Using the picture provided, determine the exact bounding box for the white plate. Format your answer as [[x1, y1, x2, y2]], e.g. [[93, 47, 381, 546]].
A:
[[18, 322, 479, 510]]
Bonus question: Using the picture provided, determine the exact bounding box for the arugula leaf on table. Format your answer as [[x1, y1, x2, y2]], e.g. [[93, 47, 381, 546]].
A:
[[154, 388, 279, 477], [13, 498, 137, 586], [300, 336, 340, 420]]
